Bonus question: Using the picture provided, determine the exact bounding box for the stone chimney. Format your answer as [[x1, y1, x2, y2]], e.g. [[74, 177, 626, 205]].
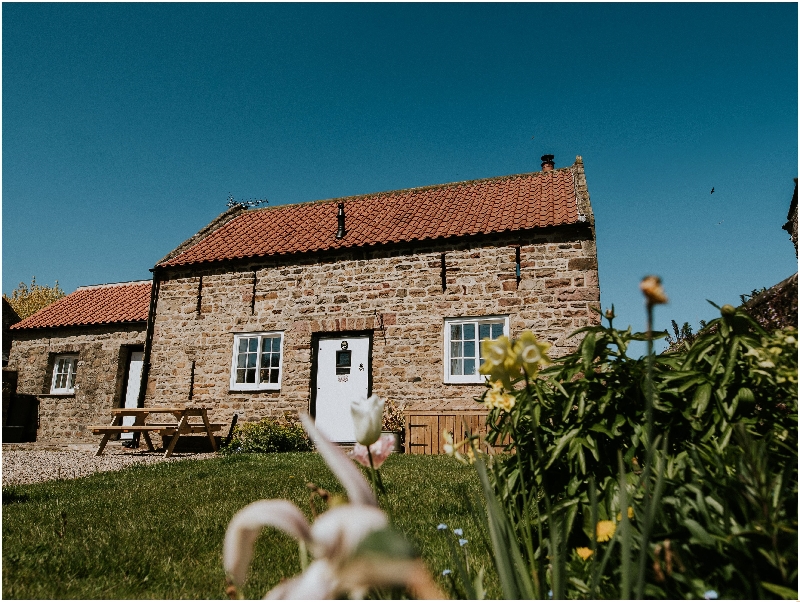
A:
[[541, 154, 555, 172]]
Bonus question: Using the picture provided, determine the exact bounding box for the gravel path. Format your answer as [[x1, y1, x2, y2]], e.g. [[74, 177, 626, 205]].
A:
[[2, 446, 217, 486]]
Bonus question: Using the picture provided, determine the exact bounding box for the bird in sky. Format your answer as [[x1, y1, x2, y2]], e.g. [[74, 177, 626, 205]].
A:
[[710, 187, 715, 194]]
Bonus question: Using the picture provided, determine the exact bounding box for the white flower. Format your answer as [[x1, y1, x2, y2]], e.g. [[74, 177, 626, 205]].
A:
[[223, 415, 442, 599], [350, 394, 385, 446]]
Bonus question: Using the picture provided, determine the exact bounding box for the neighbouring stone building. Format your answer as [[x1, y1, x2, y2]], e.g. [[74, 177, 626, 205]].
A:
[[6, 281, 151, 441], [142, 155, 601, 450]]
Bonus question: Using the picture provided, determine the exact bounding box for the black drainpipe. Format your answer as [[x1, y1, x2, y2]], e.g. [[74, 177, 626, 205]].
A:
[[137, 266, 162, 409]]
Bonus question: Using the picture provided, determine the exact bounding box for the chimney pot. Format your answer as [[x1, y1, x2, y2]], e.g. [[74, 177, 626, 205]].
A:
[[541, 154, 555, 171], [335, 202, 346, 239]]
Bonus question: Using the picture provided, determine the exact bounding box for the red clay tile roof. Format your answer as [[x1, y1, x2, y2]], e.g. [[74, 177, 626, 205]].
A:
[[160, 163, 584, 268], [11, 281, 151, 330]]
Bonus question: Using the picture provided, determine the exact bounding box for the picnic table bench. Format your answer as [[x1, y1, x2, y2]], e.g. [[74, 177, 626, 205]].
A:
[[89, 406, 224, 457]]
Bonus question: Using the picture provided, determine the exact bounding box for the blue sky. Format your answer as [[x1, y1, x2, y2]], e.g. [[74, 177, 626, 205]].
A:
[[3, 3, 797, 345]]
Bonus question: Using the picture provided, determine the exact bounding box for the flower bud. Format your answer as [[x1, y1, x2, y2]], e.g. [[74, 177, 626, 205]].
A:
[[350, 395, 385, 446], [721, 304, 735, 316], [640, 275, 668, 305]]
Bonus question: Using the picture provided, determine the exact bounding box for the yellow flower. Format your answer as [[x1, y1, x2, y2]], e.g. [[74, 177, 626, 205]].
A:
[[513, 331, 552, 378], [640, 275, 668, 305], [617, 506, 635, 521], [483, 381, 516, 412], [575, 547, 593, 561], [596, 520, 616, 542], [442, 430, 475, 465], [479, 336, 518, 387]]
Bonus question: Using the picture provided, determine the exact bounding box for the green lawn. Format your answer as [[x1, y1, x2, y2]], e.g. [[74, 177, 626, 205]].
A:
[[3, 453, 498, 599]]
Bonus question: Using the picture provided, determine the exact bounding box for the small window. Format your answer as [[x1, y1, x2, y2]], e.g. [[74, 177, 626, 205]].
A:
[[230, 332, 284, 391], [51, 354, 78, 394], [444, 316, 509, 384]]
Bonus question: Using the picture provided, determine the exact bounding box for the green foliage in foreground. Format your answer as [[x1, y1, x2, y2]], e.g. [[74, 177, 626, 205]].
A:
[[483, 306, 797, 599], [2, 453, 494, 599]]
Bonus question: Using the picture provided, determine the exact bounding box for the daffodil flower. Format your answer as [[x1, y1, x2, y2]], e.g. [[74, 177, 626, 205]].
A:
[[595, 520, 616, 543], [514, 331, 552, 378], [442, 430, 476, 465], [479, 335, 518, 388], [223, 415, 442, 599], [483, 380, 516, 412]]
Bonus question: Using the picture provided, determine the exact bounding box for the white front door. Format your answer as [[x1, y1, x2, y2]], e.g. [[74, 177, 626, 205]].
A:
[[314, 335, 371, 443], [120, 351, 144, 440]]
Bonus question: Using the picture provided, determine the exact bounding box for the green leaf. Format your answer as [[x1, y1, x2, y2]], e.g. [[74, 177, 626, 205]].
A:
[[693, 383, 712, 417], [761, 582, 799, 600], [546, 428, 580, 469], [721, 336, 739, 386], [582, 331, 596, 372], [735, 386, 755, 404], [683, 518, 716, 546], [588, 423, 613, 437]]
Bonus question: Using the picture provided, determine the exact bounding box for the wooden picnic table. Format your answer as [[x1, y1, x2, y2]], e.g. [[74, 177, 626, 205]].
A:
[[89, 406, 224, 457]]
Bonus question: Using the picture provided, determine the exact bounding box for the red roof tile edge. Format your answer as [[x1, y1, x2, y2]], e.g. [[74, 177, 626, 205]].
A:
[[10, 280, 152, 330]]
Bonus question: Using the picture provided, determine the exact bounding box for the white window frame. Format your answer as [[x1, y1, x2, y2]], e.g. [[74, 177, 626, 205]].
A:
[[444, 316, 509, 384], [229, 331, 284, 391], [50, 354, 78, 394]]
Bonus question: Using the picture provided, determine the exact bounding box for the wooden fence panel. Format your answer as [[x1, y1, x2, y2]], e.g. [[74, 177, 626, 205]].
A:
[[405, 411, 510, 455]]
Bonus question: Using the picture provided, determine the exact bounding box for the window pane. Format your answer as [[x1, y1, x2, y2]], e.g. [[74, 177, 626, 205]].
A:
[[464, 340, 475, 359], [479, 323, 490, 341], [236, 369, 246, 384], [463, 323, 475, 340], [451, 341, 462, 359], [492, 323, 504, 339], [272, 337, 281, 352], [246, 353, 257, 368], [245, 368, 256, 383], [271, 354, 280, 368], [67, 362, 76, 389], [464, 358, 475, 375], [270, 369, 279, 383], [248, 338, 259, 352], [237, 353, 247, 368], [238, 339, 249, 353], [451, 358, 463, 376], [260, 368, 269, 383], [451, 324, 462, 340]]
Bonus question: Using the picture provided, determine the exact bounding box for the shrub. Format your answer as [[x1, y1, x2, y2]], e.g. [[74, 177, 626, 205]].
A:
[[476, 304, 797, 599], [382, 398, 406, 432], [221, 414, 313, 454]]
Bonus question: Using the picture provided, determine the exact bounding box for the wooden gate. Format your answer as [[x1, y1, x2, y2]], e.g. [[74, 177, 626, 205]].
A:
[[404, 410, 509, 455]]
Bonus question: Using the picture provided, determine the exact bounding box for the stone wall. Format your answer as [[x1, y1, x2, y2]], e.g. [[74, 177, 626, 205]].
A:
[[146, 226, 600, 424], [7, 324, 146, 441]]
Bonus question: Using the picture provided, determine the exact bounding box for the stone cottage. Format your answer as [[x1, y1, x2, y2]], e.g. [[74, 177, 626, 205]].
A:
[[142, 155, 601, 451], [7, 280, 151, 441]]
